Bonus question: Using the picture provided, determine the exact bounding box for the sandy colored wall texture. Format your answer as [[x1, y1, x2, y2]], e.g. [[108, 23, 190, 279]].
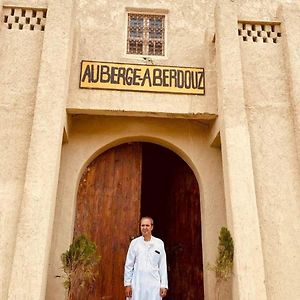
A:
[[1, 0, 300, 299], [45, 116, 227, 300], [0, 3, 44, 297], [240, 17, 300, 300], [67, 0, 218, 118]]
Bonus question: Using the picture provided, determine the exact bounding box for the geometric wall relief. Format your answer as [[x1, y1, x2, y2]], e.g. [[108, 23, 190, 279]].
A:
[[2, 6, 47, 31], [238, 21, 281, 44]]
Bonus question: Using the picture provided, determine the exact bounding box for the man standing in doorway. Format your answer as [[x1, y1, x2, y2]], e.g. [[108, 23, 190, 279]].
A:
[[124, 217, 168, 300]]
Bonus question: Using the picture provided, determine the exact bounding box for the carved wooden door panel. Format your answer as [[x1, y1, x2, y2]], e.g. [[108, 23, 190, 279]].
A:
[[73, 143, 142, 300]]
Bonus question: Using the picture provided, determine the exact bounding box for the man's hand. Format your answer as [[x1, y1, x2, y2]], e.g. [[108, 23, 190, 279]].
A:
[[125, 285, 132, 298], [160, 288, 167, 298]]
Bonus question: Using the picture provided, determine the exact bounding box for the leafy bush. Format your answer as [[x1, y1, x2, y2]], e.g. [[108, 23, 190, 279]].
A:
[[214, 227, 234, 282], [208, 227, 234, 300], [61, 234, 100, 298]]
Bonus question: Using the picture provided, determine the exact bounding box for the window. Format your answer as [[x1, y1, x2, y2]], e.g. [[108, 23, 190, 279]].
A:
[[127, 13, 165, 56]]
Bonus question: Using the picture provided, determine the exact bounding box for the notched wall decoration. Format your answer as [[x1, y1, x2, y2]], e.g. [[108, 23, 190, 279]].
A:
[[238, 21, 281, 44], [2, 6, 47, 31]]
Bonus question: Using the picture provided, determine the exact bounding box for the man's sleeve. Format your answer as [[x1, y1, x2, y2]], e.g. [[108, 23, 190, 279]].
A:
[[124, 241, 135, 286], [159, 242, 168, 289]]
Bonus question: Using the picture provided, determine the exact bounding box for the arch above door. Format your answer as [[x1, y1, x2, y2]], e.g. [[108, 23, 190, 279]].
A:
[[73, 142, 204, 299], [46, 116, 227, 300]]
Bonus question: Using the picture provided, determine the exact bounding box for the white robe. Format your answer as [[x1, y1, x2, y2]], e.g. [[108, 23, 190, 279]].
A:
[[124, 236, 168, 300]]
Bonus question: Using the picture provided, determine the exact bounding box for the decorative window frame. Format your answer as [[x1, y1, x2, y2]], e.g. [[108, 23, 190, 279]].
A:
[[124, 7, 169, 60]]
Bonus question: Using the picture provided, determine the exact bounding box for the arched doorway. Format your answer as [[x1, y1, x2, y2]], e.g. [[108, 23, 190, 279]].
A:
[[73, 142, 204, 299]]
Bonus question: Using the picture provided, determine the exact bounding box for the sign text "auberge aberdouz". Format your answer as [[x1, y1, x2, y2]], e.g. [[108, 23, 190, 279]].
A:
[[80, 61, 205, 95]]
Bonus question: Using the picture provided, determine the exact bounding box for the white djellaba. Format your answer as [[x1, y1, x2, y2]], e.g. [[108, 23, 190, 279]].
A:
[[124, 235, 168, 300]]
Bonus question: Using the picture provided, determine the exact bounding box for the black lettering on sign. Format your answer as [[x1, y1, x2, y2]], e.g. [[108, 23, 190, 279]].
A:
[[153, 69, 162, 86], [91, 65, 100, 83], [169, 69, 176, 88], [177, 70, 184, 88], [118, 67, 126, 85], [133, 68, 141, 86], [141, 68, 152, 87], [184, 71, 191, 89], [100, 65, 110, 83], [162, 69, 169, 87], [126, 68, 133, 85], [80, 61, 205, 95], [111, 67, 118, 84], [81, 64, 91, 83], [198, 71, 204, 89], [191, 71, 198, 89]]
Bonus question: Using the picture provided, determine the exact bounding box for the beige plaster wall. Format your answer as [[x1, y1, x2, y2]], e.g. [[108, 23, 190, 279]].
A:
[[0, 14, 43, 299], [240, 23, 300, 299], [67, 0, 297, 118], [1, 0, 300, 299], [67, 0, 299, 119], [46, 115, 228, 300], [237, 0, 299, 20], [6, 0, 76, 298], [67, 0, 218, 118]]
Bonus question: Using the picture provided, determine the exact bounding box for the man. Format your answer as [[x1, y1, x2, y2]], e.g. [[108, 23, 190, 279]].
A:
[[124, 217, 168, 300]]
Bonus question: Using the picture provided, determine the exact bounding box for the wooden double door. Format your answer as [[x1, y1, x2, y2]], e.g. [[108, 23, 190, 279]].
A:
[[73, 142, 204, 300]]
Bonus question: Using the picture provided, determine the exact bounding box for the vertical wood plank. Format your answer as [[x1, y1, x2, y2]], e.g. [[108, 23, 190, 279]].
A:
[[73, 143, 142, 300], [166, 159, 203, 300], [141, 143, 203, 300]]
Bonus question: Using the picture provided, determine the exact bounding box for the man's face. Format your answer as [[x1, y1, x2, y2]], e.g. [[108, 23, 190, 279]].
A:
[[140, 218, 153, 238]]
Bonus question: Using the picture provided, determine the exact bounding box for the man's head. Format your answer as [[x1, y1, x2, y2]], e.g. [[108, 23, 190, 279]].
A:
[[140, 217, 154, 240]]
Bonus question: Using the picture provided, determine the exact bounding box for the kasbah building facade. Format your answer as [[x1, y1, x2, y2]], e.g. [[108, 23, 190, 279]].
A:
[[1, 0, 300, 299]]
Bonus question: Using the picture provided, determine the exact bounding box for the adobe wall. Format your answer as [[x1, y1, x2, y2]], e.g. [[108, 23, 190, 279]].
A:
[[0, 1, 45, 298], [240, 12, 300, 300], [46, 115, 227, 300], [0, 0, 300, 299], [0, 0, 74, 299], [67, 0, 218, 117]]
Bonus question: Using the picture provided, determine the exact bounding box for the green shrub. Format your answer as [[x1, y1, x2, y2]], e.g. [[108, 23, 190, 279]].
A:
[[215, 227, 234, 282], [61, 234, 100, 297], [208, 227, 234, 300]]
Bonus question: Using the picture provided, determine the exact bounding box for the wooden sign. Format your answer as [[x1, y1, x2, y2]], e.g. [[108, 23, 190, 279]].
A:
[[80, 61, 205, 95]]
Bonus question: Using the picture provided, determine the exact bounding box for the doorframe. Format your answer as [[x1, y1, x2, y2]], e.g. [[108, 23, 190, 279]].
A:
[[74, 137, 206, 293], [46, 117, 227, 300]]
